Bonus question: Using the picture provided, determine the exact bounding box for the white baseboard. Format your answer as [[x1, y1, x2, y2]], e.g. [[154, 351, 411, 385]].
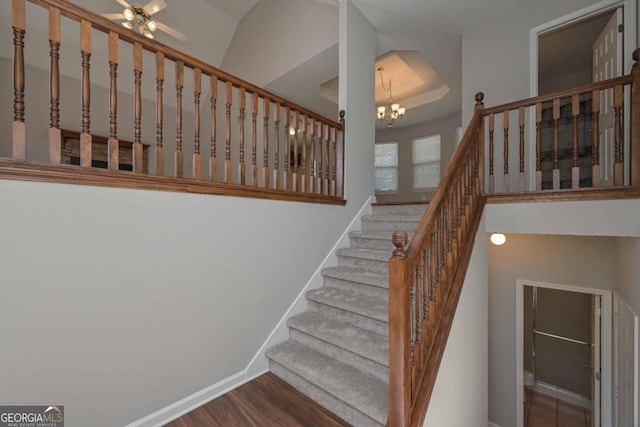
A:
[[126, 195, 375, 427], [125, 369, 254, 427], [530, 381, 591, 409], [488, 422, 501, 427], [244, 195, 375, 378]]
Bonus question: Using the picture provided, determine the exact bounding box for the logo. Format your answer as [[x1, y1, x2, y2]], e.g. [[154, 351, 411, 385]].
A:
[[0, 405, 64, 427]]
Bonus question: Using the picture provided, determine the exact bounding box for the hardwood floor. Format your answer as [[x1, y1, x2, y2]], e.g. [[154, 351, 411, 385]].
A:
[[165, 373, 351, 426], [524, 388, 591, 427]]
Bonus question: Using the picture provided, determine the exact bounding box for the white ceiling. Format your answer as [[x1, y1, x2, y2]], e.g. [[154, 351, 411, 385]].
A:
[[200, 0, 260, 21]]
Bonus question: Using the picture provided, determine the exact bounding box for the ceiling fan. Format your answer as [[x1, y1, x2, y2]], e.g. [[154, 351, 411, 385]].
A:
[[102, 0, 187, 42]]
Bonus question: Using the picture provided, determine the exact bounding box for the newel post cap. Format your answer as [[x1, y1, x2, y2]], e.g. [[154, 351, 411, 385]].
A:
[[475, 92, 485, 105], [392, 230, 408, 259]]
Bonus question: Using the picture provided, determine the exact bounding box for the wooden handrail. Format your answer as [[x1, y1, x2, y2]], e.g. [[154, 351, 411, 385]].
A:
[[6, 0, 345, 203], [387, 94, 486, 427]]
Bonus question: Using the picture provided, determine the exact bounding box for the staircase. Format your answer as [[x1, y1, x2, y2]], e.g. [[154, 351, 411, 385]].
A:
[[266, 203, 427, 427]]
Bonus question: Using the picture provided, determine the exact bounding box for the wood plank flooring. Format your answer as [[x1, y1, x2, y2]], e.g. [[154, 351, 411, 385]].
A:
[[165, 373, 351, 426], [524, 388, 591, 427]]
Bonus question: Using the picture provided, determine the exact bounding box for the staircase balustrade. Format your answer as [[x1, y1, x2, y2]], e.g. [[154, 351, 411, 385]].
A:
[[5, 0, 345, 205]]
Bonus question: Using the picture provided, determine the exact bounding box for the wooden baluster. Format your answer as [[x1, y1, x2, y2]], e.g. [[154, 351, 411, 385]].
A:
[[284, 107, 291, 190], [273, 103, 281, 189], [263, 98, 270, 188], [155, 52, 164, 176], [475, 93, 484, 195], [592, 90, 601, 187], [571, 94, 580, 189], [316, 121, 323, 194], [12, 0, 26, 160], [319, 122, 326, 195], [224, 81, 233, 183], [49, 7, 61, 165], [310, 118, 316, 193], [133, 42, 143, 173], [518, 106, 525, 191], [239, 87, 247, 185], [251, 92, 258, 186], [80, 20, 92, 167], [632, 50, 640, 187], [388, 230, 411, 427], [535, 102, 542, 190], [193, 68, 202, 180], [336, 111, 345, 198], [107, 32, 119, 170], [614, 84, 624, 185], [502, 109, 509, 193], [301, 115, 308, 192], [488, 113, 495, 193], [325, 124, 331, 196], [175, 60, 184, 178], [293, 111, 300, 191], [552, 98, 561, 189], [209, 76, 218, 182], [331, 126, 337, 197]]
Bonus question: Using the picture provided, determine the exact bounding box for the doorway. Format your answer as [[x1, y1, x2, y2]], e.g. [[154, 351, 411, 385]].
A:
[[527, 0, 636, 190], [516, 280, 612, 427]]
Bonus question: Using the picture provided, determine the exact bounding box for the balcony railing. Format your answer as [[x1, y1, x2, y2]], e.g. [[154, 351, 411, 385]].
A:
[[5, 0, 345, 205]]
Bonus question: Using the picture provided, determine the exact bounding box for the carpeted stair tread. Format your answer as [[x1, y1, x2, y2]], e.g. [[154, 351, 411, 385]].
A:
[[336, 247, 392, 262], [372, 203, 428, 216], [266, 341, 388, 425], [306, 287, 388, 322], [361, 214, 423, 222], [287, 311, 389, 367], [322, 266, 388, 288]]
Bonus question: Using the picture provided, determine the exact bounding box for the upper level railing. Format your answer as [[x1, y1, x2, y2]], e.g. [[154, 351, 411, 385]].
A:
[[5, 0, 345, 205]]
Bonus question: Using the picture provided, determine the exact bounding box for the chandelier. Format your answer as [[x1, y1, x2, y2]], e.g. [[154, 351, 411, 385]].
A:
[[122, 6, 158, 39], [376, 67, 406, 127]]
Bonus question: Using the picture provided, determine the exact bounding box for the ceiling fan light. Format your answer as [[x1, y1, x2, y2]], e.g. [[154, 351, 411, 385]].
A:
[[144, 29, 154, 39], [123, 8, 134, 21], [147, 20, 157, 32], [122, 21, 133, 29]]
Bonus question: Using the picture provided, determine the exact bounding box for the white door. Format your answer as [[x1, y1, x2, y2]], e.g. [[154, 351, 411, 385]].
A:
[[592, 8, 623, 186], [614, 295, 639, 427], [592, 295, 602, 427]]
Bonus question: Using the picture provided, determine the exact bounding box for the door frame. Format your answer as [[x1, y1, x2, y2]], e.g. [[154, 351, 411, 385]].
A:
[[527, 0, 636, 190], [515, 279, 613, 427], [613, 292, 639, 427]]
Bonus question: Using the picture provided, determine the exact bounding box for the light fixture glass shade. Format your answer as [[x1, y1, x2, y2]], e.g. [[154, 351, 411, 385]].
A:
[[391, 103, 400, 112], [289, 127, 296, 136], [144, 29, 154, 39], [147, 20, 157, 32], [490, 233, 506, 246], [122, 21, 133, 29], [398, 107, 406, 116], [377, 106, 386, 115], [123, 8, 134, 21]]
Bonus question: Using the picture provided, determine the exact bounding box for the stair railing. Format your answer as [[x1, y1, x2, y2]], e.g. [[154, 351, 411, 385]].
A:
[[387, 93, 487, 427], [6, 0, 345, 204]]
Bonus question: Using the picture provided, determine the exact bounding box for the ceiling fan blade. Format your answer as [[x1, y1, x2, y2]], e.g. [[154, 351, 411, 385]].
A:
[[102, 13, 125, 20], [114, 0, 132, 9], [143, 0, 167, 15], [156, 21, 187, 43]]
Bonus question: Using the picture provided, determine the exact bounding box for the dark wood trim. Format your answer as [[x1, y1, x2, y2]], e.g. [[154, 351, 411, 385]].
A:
[[0, 159, 346, 205], [409, 197, 486, 427], [484, 74, 632, 115], [485, 186, 640, 203], [26, 0, 343, 129], [61, 129, 150, 148]]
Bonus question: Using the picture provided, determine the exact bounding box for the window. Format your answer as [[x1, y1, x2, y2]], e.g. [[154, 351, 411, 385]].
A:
[[375, 142, 398, 192], [412, 134, 441, 189]]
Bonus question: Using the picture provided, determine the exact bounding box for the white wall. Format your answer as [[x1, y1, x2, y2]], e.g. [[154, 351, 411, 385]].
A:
[[221, 0, 339, 87], [616, 237, 640, 315], [0, 3, 375, 426], [424, 216, 488, 427], [375, 112, 461, 203]]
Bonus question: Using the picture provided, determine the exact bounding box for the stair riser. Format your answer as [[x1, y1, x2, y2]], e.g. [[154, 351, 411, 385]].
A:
[[289, 329, 389, 382], [338, 256, 389, 275], [361, 220, 419, 232], [350, 236, 397, 252], [308, 301, 388, 337], [372, 205, 427, 216], [323, 276, 388, 299], [269, 361, 384, 427]]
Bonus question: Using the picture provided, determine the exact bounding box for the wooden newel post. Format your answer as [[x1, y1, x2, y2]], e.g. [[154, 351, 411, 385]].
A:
[[336, 110, 345, 198], [389, 229, 411, 427], [475, 92, 485, 194], [631, 49, 640, 187]]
